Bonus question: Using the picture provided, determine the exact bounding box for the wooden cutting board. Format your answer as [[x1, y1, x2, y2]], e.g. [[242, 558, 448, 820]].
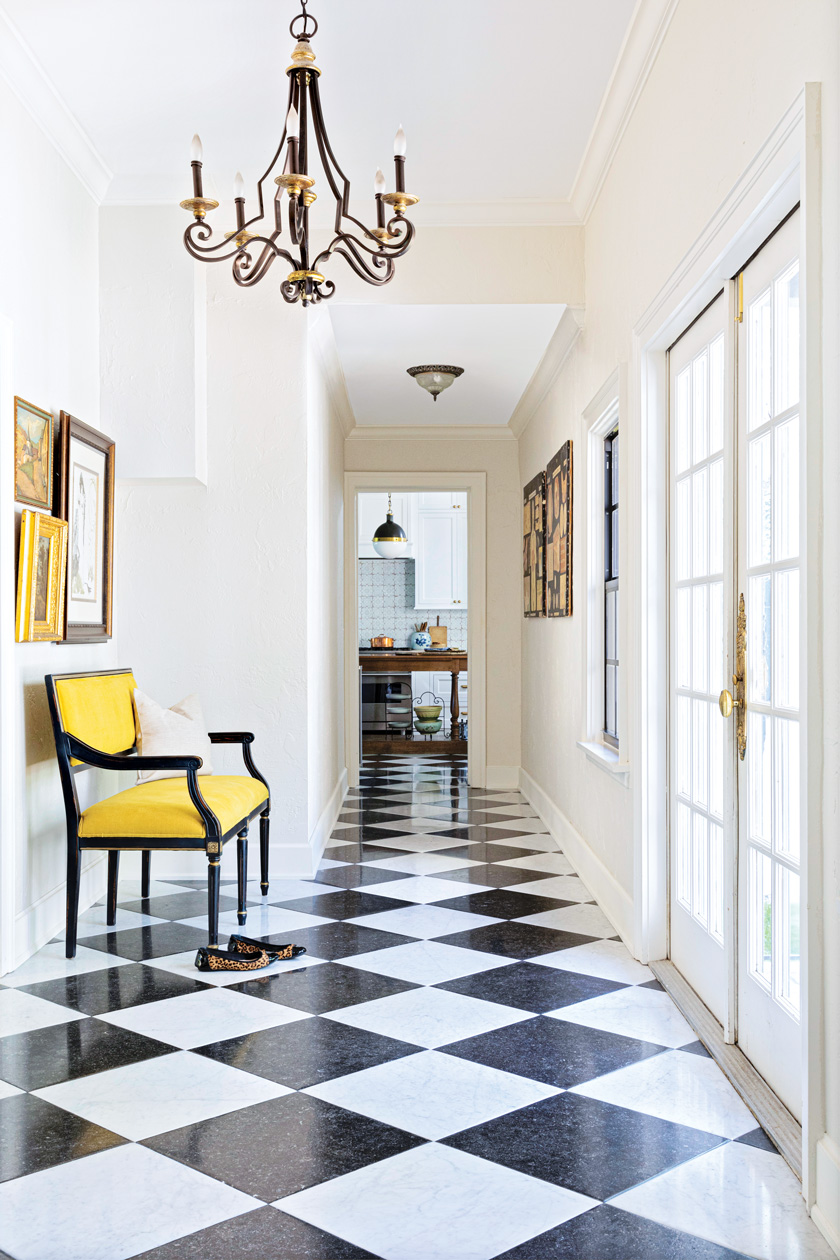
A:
[[429, 623, 447, 646]]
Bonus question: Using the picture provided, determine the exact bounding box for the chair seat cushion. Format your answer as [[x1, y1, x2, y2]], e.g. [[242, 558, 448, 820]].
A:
[[79, 775, 268, 839]]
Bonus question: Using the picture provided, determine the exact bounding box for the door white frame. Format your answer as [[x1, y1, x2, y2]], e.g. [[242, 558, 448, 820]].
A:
[[343, 470, 487, 790], [631, 87, 822, 1200], [0, 314, 16, 977]]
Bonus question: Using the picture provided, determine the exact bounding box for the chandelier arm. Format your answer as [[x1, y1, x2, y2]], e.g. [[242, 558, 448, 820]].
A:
[[232, 242, 298, 287], [314, 279, 336, 301], [327, 246, 394, 286], [184, 220, 294, 268], [312, 230, 389, 278], [319, 237, 395, 286], [308, 77, 353, 227], [280, 280, 303, 304]]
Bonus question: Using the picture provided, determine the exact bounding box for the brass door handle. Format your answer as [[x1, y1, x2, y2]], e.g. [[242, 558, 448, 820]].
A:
[[719, 593, 747, 760], [719, 689, 741, 718]]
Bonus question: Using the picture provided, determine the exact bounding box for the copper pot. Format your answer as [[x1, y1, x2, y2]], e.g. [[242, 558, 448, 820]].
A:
[[370, 634, 394, 648]]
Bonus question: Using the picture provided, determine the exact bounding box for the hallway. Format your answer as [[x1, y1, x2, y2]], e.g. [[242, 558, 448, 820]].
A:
[[0, 755, 830, 1260]]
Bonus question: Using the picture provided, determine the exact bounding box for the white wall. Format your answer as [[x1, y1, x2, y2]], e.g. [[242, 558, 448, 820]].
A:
[[0, 80, 118, 973], [517, 0, 839, 1245]]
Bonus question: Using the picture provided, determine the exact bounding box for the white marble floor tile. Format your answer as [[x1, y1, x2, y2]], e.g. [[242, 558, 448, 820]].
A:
[[177, 905, 332, 933], [366, 818, 459, 834], [572, 1049, 756, 1138], [348, 903, 503, 940], [277, 1141, 597, 1260], [496, 852, 576, 875], [473, 804, 539, 817], [262, 878, 338, 902], [530, 938, 654, 985], [97, 985, 312, 1049], [485, 834, 560, 852], [0, 1141, 260, 1260], [520, 902, 617, 938], [35, 1048, 290, 1141], [0, 987, 86, 1037], [484, 817, 552, 834], [364, 834, 467, 853], [325, 985, 530, 1049], [357, 875, 495, 903], [340, 940, 513, 985], [611, 1141, 837, 1260], [0, 1077, 24, 1099], [330, 820, 360, 831], [144, 948, 328, 986], [222, 879, 316, 902], [364, 852, 481, 876], [306, 1049, 560, 1140], [58, 906, 169, 939], [512, 875, 594, 902], [1, 942, 133, 988], [548, 986, 695, 1048], [115, 879, 195, 903]]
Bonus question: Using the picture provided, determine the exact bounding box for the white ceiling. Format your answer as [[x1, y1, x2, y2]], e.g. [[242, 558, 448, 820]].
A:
[[329, 304, 565, 427], [4, 0, 635, 216]]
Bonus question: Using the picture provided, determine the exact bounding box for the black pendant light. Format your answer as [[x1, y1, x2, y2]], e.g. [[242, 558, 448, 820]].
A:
[[372, 494, 408, 558]]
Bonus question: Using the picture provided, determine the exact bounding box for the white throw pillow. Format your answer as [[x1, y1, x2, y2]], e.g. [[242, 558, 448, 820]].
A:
[[133, 689, 214, 785]]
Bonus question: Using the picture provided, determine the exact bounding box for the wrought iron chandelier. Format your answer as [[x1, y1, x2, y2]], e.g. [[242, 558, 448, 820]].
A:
[[180, 0, 418, 307]]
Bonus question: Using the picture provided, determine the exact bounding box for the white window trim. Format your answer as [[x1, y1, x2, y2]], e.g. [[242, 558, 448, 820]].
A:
[[581, 369, 630, 784]]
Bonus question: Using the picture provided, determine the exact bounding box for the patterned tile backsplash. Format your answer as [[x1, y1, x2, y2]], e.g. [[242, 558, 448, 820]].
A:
[[359, 559, 468, 648]]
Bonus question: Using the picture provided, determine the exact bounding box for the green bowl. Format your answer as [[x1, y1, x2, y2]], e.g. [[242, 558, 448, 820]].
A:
[[414, 719, 442, 734], [414, 705, 443, 720]]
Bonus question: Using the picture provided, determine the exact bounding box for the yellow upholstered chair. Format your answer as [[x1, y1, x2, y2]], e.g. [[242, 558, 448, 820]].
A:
[[45, 668, 271, 958]]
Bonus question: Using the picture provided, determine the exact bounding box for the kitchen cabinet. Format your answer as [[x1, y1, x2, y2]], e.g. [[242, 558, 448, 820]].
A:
[[357, 492, 415, 559], [414, 503, 467, 609], [417, 491, 466, 511]]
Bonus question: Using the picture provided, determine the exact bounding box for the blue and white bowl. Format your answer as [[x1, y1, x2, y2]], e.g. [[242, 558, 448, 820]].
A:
[[409, 631, 432, 649]]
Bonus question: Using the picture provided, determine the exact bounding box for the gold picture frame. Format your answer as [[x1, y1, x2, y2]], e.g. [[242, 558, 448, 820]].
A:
[[15, 510, 68, 642], [14, 396, 54, 510]]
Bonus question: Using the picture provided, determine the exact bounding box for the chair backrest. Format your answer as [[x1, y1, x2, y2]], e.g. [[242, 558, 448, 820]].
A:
[[47, 669, 138, 759]]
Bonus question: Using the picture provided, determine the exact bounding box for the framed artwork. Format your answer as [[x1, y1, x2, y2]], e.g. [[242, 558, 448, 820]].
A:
[[546, 440, 573, 617], [523, 471, 546, 617], [15, 396, 53, 510], [57, 413, 115, 643], [15, 509, 68, 642]]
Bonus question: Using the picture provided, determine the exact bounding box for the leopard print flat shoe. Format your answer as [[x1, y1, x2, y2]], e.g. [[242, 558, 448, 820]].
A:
[[228, 934, 307, 962], [194, 946, 273, 972]]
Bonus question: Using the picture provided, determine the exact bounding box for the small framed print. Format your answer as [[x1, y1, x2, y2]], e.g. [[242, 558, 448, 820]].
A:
[[523, 471, 546, 618], [546, 440, 573, 617], [57, 413, 115, 643], [15, 396, 53, 510], [15, 509, 68, 642]]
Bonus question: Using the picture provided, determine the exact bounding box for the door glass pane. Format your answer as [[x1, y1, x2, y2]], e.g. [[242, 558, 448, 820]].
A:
[[692, 698, 708, 810], [709, 581, 724, 695], [692, 468, 708, 578], [676, 588, 691, 689], [774, 569, 799, 710], [676, 478, 690, 580], [748, 432, 772, 566], [749, 847, 773, 989], [709, 333, 724, 454], [774, 262, 800, 413], [709, 703, 723, 820], [775, 718, 800, 862], [748, 713, 771, 846], [748, 286, 772, 431], [677, 803, 692, 908], [692, 812, 708, 926], [676, 366, 691, 474], [708, 458, 724, 574], [777, 865, 800, 1015], [748, 573, 771, 703], [774, 415, 799, 561], [693, 350, 708, 465], [677, 696, 691, 799], [692, 585, 708, 693], [709, 823, 724, 944]]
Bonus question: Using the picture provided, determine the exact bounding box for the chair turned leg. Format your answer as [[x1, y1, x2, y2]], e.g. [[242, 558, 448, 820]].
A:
[[207, 857, 221, 947], [260, 812, 270, 897], [237, 828, 248, 926], [107, 851, 120, 926], [66, 844, 82, 960], [141, 851, 151, 899]]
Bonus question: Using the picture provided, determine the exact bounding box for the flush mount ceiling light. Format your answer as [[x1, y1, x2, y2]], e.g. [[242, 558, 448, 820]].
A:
[[372, 494, 408, 558], [407, 365, 464, 402], [180, 0, 418, 308]]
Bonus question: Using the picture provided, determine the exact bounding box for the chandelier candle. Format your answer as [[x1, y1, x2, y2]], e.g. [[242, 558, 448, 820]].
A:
[[179, 0, 418, 306]]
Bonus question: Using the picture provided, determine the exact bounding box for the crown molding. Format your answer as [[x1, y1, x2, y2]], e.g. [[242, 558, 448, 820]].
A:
[[508, 305, 584, 439], [0, 4, 111, 203], [570, 0, 680, 223], [346, 425, 515, 442], [309, 311, 356, 439]]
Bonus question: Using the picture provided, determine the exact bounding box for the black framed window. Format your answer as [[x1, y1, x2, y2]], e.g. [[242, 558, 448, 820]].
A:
[[604, 427, 619, 747]]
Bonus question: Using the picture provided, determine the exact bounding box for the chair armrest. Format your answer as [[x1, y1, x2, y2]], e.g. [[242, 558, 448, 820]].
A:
[[66, 735, 203, 773], [208, 732, 254, 744]]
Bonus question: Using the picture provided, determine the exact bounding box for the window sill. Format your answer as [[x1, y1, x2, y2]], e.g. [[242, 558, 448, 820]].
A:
[[576, 740, 631, 785]]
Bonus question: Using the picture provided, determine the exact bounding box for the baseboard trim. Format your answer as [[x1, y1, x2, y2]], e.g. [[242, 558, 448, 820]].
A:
[[814, 1137, 840, 1257], [486, 765, 521, 790], [9, 855, 106, 976], [519, 767, 634, 948], [305, 768, 349, 878]]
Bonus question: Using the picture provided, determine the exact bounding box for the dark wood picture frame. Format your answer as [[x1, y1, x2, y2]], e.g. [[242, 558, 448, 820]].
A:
[[57, 413, 115, 643], [546, 440, 573, 617], [523, 471, 546, 618]]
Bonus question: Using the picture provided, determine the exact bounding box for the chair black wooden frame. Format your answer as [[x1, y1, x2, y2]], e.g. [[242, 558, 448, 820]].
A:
[[45, 668, 271, 959]]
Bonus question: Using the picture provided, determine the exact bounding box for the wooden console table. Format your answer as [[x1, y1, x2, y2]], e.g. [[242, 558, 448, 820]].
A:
[[359, 650, 467, 748]]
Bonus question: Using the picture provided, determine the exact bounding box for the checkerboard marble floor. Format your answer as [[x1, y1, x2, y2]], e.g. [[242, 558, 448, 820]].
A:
[[0, 754, 832, 1260]]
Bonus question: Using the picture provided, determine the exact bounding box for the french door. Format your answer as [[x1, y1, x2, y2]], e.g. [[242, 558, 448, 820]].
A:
[[668, 210, 802, 1119]]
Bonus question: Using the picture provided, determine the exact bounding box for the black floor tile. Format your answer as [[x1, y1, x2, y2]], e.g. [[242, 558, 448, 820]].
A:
[[433, 843, 546, 864], [306, 866, 414, 890], [493, 1203, 751, 1259], [437, 921, 597, 960], [143, 1092, 423, 1200], [81, 922, 211, 960], [0, 1019, 172, 1091], [425, 826, 475, 840], [736, 1127, 780, 1154], [229, 960, 419, 1013], [444, 1092, 724, 1200], [119, 892, 239, 920], [263, 922, 412, 961], [196, 1015, 418, 1088], [131, 1206, 378, 1259], [17, 964, 212, 1016], [329, 827, 412, 845], [273, 890, 413, 920], [325, 846, 421, 865], [450, 824, 544, 844], [679, 1039, 712, 1058], [434, 888, 572, 920], [0, 1093, 125, 1182], [434, 864, 556, 889], [442, 1015, 665, 1088], [436, 961, 625, 1013]]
